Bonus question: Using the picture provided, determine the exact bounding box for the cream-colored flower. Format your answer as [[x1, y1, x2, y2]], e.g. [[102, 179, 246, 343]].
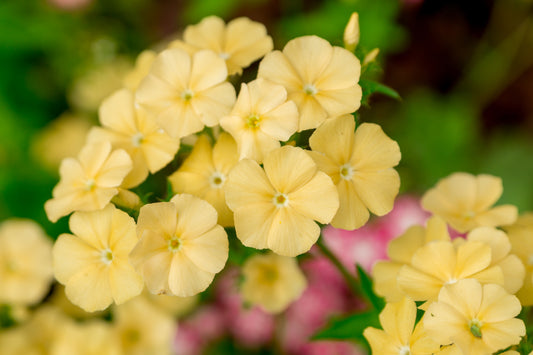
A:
[[136, 48, 236, 138], [130, 194, 228, 297], [53, 204, 143, 312], [123, 50, 157, 91], [54, 320, 122, 355], [308, 115, 401, 230], [363, 297, 440, 354], [258, 35, 362, 131], [168, 133, 238, 227], [44, 141, 132, 222], [424, 279, 525, 355], [0, 219, 53, 305], [241, 252, 307, 314], [113, 296, 177, 355], [220, 78, 299, 162], [88, 88, 179, 188], [224, 145, 339, 256], [169, 16, 273, 75], [421, 172, 518, 233]]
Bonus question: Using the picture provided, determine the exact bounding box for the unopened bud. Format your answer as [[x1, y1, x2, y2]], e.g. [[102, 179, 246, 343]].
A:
[[362, 48, 380, 66], [343, 12, 360, 52]]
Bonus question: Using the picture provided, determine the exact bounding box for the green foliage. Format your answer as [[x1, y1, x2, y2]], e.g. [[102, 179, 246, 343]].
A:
[[356, 264, 385, 312], [360, 79, 401, 106]]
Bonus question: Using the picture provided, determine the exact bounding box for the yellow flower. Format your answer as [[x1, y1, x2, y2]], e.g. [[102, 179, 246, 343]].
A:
[[88, 88, 180, 188], [504, 213, 533, 305], [363, 297, 440, 354], [130, 194, 229, 297], [421, 172, 518, 233], [224, 145, 339, 256], [54, 320, 122, 355], [373, 216, 451, 302], [220, 78, 299, 162], [123, 50, 157, 91], [135, 48, 236, 138], [0, 219, 53, 305], [44, 141, 132, 222], [258, 35, 362, 131], [343, 12, 360, 52], [113, 296, 177, 355], [240, 252, 307, 314], [424, 279, 525, 355], [308, 115, 401, 230], [53, 204, 143, 312], [169, 16, 273, 75], [168, 133, 238, 227]]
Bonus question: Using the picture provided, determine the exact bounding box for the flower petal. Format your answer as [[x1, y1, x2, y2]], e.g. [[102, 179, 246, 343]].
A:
[[263, 146, 316, 193], [309, 115, 355, 166], [182, 225, 228, 273], [267, 207, 320, 256], [65, 264, 112, 312], [172, 194, 218, 238], [168, 252, 215, 297]]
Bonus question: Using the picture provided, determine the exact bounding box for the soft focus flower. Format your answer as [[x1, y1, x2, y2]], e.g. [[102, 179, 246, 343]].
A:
[[88, 88, 179, 188], [421, 172, 518, 233], [113, 296, 177, 355], [169, 133, 238, 227], [130, 194, 228, 297], [241, 252, 307, 313], [44, 141, 132, 222], [258, 35, 362, 131], [123, 50, 157, 91], [145, 291, 198, 318], [224, 145, 339, 256], [308, 115, 401, 230], [363, 297, 440, 354], [0, 219, 53, 305], [54, 320, 122, 355], [377, 195, 430, 238], [220, 78, 298, 162], [169, 16, 273, 75], [53, 204, 143, 312], [136, 48, 236, 138], [343, 13, 360, 52], [424, 279, 525, 354], [31, 113, 92, 172]]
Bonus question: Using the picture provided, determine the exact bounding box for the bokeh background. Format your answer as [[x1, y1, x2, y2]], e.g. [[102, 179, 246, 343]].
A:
[[1, 0, 532, 352]]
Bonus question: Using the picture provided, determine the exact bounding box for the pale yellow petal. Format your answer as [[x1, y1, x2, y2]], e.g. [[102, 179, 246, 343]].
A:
[[190, 50, 228, 92], [108, 207, 138, 253], [135, 73, 178, 113], [258, 50, 302, 92], [309, 114, 355, 166], [182, 225, 228, 273], [263, 146, 316, 193], [331, 178, 369, 230], [425, 215, 452, 242], [282, 35, 332, 84], [261, 104, 298, 141], [351, 123, 401, 171], [478, 283, 522, 322], [248, 78, 287, 115], [307, 150, 340, 183], [314, 46, 361, 90], [467, 227, 510, 264], [95, 149, 132, 187], [69, 206, 113, 249], [108, 260, 143, 305], [65, 265, 113, 312], [137, 202, 177, 237], [497, 255, 525, 294], [172, 194, 218, 238], [157, 101, 204, 139], [475, 205, 518, 228], [397, 265, 443, 301], [455, 241, 492, 279], [379, 298, 416, 345], [314, 85, 362, 117], [225, 159, 275, 210], [352, 168, 400, 216], [192, 82, 236, 127], [473, 174, 503, 211], [140, 133, 179, 173], [149, 48, 191, 89], [233, 203, 275, 249], [410, 241, 455, 282], [140, 250, 173, 295], [212, 132, 238, 174], [168, 252, 215, 297], [79, 141, 113, 178], [267, 207, 320, 256], [169, 171, 209, 196], [372, 261, 405, 302], [387, 225, 426, 263], [53, 234, 97, 284], [439, 279, 482, 319], [225, 17, 273, 68], [363, 327, 388, 354], [58, 157, 85, 186], [174, 135, 213, 174], [183, 16, 225, 53], [291, 92, 328, 131], [99, 89, 137, 134], [482, 319, 525, 351]]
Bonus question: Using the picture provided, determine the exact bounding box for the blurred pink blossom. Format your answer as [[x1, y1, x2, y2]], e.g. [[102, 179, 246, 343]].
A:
[[48, 0, 92, 10]]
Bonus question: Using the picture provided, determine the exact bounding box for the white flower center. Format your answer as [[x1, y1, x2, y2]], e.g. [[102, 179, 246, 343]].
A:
[[219, 52, 230, 60], [398, 346, 411, 355], [168, 237, 182, 253], [339, 163, 354, 180], [445, 278, 457, 285], [464, 210, 476, 220], [181, 89, 194, 101], [209, 171, 226, 189], [469, 318, 483, 338], [303, 83, 318, 96], [131, 132, 144, 147], [85, 179, 96, 191], [273, 192, 289, 208], [100, 249, 113, 265]]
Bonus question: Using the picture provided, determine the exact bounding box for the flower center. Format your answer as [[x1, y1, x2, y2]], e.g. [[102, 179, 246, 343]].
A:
[[464, 210, 476, 220], [181, 89, 194, 101], [303, 83, 318, 96], [260, 265, 279, 283], [131, 132, 144, 147], [273, 192, 289, 208], [398, 346, 411, 355], [246, 114, 261, 129], [168, 237, 182, 253], [5, 260, 17, 273], [209, 171, 226, 189], [339, 163, 354, 180], [219, 52, 230, 60], [445, 278, 457, 285], [85, 179, 96, 191], [469, 319, 483, 338], [100, 249, 113, 265]]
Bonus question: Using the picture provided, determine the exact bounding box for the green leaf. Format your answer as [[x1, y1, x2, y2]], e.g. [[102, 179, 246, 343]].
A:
[[313, 309, 380, 342], [360, 79, 401, 105], [356, 264, 385, 311]]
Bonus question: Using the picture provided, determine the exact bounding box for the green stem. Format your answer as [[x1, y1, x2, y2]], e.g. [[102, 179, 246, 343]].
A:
[[315, 236, 361, 296]]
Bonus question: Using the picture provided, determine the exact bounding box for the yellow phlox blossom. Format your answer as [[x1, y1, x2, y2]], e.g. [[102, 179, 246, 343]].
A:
[[343, 12, 360, 52], [130, 194, 229, 297], [424, 279, 525, 355], [257, 35, 362, 131], [240, 252, 307, 314], [44, 140, 132, 222], [53, 204, 143, 312], [308, 115, 401, 230], [396, 234, 505, 309], [113, 296, 177, 355], [54, 320, 122, 355], [0, 219, 53, 305], [123, 50, 157, 91], [168, 133, 238, 227], [504, 213, 533, 305], [363, 297, 440, 355], [88, 88, 180, 188], [220, 78, 299, 162], [421, 172, 518, 233], [135, 47, 236, 138], [224, 145, 339, 257], [169, 15, 273, 75], [373, 216, 451, 302]]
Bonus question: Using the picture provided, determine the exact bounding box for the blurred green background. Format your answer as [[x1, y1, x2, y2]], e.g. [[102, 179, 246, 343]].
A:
[[1, 0, 532, 240]]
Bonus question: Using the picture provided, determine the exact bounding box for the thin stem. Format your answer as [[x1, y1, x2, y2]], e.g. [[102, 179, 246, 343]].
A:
[[315, 236, 361, 296]]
